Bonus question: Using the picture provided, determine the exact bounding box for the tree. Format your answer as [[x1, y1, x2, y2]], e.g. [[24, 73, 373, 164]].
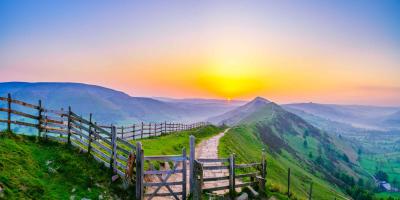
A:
[[342, 153, 350, 163], [308, 152, 313, 159], [303, 139, 308, 148], [375, 170, 388, 181]]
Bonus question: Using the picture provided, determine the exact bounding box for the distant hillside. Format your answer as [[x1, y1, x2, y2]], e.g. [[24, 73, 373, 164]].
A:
[[284, 103, 399, 131], [383, 110, 400, 128], [207, 96, 270, 125], [0, 82, 239, 124], [217, 97, 373, 199]]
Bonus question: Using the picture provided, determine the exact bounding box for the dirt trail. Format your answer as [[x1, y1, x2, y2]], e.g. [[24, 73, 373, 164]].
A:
[[145, 128, 235, 199]]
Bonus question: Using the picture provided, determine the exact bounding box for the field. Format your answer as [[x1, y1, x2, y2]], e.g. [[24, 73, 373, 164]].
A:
[[0, 131, 133, 200], [137, 125, 224, 156]]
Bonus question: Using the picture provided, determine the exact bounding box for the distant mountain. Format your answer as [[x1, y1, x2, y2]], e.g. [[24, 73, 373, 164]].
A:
[[207, 96, 270, 125], [383, 110, 400, 128], [283, 103, 399, 131], [0, 82, 239, 124]]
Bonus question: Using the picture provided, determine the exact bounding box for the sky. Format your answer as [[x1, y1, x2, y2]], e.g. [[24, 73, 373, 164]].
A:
[[1, 0, 400, 106]]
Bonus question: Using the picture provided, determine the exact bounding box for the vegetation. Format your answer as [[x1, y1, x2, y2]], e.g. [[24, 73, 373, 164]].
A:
[[219, 125, 348, 200], [137, 125, 225, 156], [0, 131, 133, 200]]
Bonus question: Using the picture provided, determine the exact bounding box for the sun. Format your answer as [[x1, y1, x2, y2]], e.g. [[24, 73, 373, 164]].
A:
[[197, 61, 265, 100]]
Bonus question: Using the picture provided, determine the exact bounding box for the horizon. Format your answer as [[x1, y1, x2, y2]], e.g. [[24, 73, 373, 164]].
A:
[[1, 1, 400, 106], [3, 81, 400, 107]]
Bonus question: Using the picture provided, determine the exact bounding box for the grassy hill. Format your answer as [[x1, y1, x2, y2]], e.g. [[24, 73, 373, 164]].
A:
[[0, 131, 133, 200], [216, 98, 374, 200]]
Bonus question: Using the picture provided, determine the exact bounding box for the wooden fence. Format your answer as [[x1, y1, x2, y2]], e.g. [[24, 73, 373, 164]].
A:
[[100, 121, 207, 140], [0, 94, 269, 199]]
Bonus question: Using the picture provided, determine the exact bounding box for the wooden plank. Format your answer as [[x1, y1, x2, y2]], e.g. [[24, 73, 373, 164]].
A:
[[235, 182, 256, 188], [143, 181, 182, 187], [91, 139, 112, 154], [235, 163, 261, 168], [202, 165, 229, 170], [197, 158, 229, 163], [115, 160, 127, 169], [203, 176, 230, 182], [0, 108, 39, 120], [43, 108, 68, 116], [91, 145, 112, 160], [43, 126, 68, 134], [203, 185, 230, 192], [144, 169, 183, 175], [92, 153, 111, 168], [144, 155, 185, 162], [0, 119, 38, 128], [116, 154, 128, 162], [116, 146, 130, 155], [116, 137, 135, 149], [144, 192, 183, 197], [10, 99, 39, 109], [235, 172, 259, 178]]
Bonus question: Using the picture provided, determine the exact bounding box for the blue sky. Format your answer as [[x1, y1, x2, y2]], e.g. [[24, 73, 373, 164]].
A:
[[1, 1, 399, 105]]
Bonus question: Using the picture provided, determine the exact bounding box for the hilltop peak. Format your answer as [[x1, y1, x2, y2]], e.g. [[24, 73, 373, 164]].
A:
[[247, 96, 271, 106]]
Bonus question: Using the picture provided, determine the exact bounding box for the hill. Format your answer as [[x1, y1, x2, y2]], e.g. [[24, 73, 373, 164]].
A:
[[207, 96, 270, 125], [0, 82, 239, 124], [0, 131, 132, 200], [217, 98, 374, 199], [284, 103, 399, 131]]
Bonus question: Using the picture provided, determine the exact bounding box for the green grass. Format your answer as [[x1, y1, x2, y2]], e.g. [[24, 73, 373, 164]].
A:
[[218, 126, 349, 200], [360, 153, 400, 187], [0, 131, 133, 200], [137, 125, 225, 156]]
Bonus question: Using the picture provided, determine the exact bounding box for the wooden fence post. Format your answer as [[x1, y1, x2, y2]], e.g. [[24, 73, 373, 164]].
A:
[[132, 124, 136, 139], [67, 106, 72, 145], [37, 100, 42, 137], [189, 135, 195, 194], [229, 154, 236, 197], [7, 93, 11, 132], [141, 122, 144, 139], [110, 126, 117, 172], [288, 168, 291, 199], [261, 148, 267, 192], [88, 113, 93, 154], [182, 148, 187, 200], [309, 182, 313, 200], [136, 142, 144, 200]]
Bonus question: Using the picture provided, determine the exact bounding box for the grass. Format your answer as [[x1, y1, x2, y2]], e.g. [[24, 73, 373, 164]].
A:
[[0, 131, 133, 200], [137, 125, 225, 156], [218, 125, 349, 200]]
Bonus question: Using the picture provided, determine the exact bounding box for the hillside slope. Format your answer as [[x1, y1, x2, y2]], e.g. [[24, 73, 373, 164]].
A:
[[0, 82, 239, 124], [0, 132, 132, 200], [217, 98, 373, 199]]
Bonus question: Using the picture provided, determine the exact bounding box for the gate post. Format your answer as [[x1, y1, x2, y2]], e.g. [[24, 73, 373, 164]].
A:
[[229, 154, 236, 197], [189, 135, 195, 194], [182, 148, 187, 199], [136, 142, 144, 200]]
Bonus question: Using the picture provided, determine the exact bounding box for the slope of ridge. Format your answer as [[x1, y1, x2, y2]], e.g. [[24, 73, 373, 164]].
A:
[[208, 96, 270, 125], [217, 98, 373, 200], [0, 131, 132, 199]]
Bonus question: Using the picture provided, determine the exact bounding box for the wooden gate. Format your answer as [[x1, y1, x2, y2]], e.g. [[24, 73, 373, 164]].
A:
[[138, 148, 188, 200]]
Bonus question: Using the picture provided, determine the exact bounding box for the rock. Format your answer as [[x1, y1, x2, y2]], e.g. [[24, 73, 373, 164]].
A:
[[69, 195, 75, 200], [71, 188, 76, 193], [236, 192, 248, 200], [81, 198, 91, 200], [98, 194, 103, 200]]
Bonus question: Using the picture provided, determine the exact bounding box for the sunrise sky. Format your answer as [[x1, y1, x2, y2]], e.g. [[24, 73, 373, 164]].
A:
[[1, 1, 399, 106]]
